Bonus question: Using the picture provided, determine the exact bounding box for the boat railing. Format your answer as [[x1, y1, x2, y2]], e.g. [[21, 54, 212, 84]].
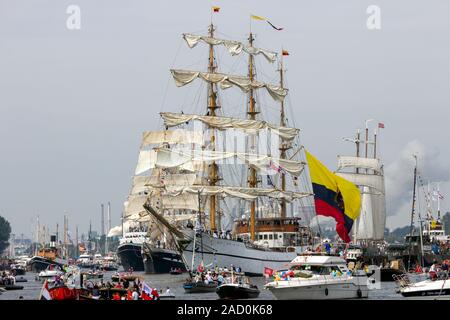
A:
[[393, 273, 410, 288]]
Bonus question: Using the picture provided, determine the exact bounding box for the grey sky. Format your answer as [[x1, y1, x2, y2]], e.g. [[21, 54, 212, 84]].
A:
[[1, 0, 449, 238]]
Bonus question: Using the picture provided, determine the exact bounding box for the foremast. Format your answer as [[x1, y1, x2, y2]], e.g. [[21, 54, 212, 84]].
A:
[[207, 23, 220, 232]]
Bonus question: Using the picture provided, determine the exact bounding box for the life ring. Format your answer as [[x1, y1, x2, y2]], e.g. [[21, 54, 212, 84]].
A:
[[357, 288, 362, 298], [324, 288, 329, 296]]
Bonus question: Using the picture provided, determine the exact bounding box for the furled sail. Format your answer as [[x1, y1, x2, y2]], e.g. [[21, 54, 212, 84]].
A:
[[160, 112, 299, 142], [182, 33, 277, 63], [141, 130, 203, 146], [135, 149, 205, 174], [337, 156, 382, 173], [163, 185, 311, 202], [171, 69, 288, 102], [146, 147, 304, 176], [125, 194, 201, 213]]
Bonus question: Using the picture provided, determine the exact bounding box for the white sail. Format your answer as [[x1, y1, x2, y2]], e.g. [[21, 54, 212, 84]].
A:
[[335, 172, 384, 192], [337, 156, 382, 173], [171, 69, 288, 102], [150, 147, 304, 176], [131, 174, 198, 194], [160, 112, 299, 142], [183, 33, 277, 63], [125, 193, 202, 213], [141, 130, 203, 146], [135, 150, 157, 175], [353, 186, 374, 240]]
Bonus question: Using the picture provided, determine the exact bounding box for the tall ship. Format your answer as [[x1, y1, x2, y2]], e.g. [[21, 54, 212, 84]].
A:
[[120, 18, 323, 276], [337, 123, 387, 264]]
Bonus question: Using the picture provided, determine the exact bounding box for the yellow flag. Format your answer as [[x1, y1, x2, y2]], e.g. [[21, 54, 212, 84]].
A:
[[251, 15, 266, 21], [305, 150, 361, 242]]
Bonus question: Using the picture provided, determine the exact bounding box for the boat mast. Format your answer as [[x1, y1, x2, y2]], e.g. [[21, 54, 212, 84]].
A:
[[248, 32, 258, 241], [407, 154, 418, 271], [207, 23, 219, 233], [278, 54, 288, 218]]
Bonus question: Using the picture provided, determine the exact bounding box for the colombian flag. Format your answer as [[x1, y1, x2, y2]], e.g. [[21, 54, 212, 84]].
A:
[[305, 150, 361, 243]]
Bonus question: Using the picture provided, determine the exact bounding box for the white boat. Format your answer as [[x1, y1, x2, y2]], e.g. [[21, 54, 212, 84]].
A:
[[265, 254, 370, 300], [38, 265, 65, 279], [395, 274, 450, 299]]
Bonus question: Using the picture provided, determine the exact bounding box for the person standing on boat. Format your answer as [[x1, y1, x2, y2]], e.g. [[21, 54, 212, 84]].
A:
[[429, 261, 439, 281], [132, 288, 139, 300]]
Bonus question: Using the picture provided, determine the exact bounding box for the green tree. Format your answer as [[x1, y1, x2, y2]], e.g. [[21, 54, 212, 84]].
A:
[[0, 215, 11, 255]]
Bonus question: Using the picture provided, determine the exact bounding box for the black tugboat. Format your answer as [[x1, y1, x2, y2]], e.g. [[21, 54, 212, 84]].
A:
[[116, 231, 147, 272], [216, 275, 260, 299], [142, 244, 187, 274]]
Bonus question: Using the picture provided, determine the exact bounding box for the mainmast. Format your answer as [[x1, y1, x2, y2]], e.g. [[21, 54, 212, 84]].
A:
[[207, 23, 220, 232], [278, 55, 288, 218], [248, 32, 258, 241]]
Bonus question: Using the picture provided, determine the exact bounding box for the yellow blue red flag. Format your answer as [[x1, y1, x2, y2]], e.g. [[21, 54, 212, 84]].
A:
[[305, 150, 361, 242]]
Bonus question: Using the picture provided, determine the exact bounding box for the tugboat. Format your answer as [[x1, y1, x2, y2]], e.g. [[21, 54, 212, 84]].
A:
[[28, 235, 66, 272], [116, 229, 148, 272], [216, 274, 260, 299]]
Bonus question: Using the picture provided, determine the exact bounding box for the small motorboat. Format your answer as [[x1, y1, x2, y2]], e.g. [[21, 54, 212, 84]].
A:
[[38, 264, 64, 280], [159, 292, 176, 299], [216, 275, 260, 299], [217, 283, 260, 299], [395, 274, 450, 299], [170, 267, 183, 275], [1, 284, 24, 291], [111, 273, 141, 283], [14, 277, 28, 283], [183, 280, 217, 293]]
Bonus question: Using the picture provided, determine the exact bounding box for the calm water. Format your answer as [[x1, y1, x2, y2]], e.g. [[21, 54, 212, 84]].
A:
[[0, 270, 407, 300]]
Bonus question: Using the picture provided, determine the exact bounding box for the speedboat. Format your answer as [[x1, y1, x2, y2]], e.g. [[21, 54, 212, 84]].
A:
[[265, 253, 370, 300], [395, 273, 450, 299], [216, 275, 260, 299], [38, 264, 65, 280]]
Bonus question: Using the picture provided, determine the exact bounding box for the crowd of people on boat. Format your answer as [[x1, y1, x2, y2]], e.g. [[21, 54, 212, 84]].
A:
[[190, 264, 244, 286], [428, 260, 449, 281], [0, 271, 16, 286]]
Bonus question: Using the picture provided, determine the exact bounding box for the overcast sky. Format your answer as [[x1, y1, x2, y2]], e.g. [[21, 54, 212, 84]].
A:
[[1, 0, 449, 239]]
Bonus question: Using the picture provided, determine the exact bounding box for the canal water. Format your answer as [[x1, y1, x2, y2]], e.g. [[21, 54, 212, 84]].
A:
[[0, 270, 407, 300]]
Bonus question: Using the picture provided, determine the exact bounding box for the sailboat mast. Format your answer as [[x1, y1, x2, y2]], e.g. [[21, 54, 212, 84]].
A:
[[207, 23, 219, 232], [278, 55, 287, 218], [248, 32, 258, 241], [407, 155, 418, 271]]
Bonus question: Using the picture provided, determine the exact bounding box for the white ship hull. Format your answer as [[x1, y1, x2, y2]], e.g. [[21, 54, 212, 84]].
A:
[[266, 276, 369, 300], [182, 232, 307, 276]]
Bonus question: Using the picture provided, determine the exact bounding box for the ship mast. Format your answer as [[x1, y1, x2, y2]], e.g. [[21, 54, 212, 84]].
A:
[[207, 23, 220, 232], [407, 154, 418, 271], [248, 32, 258, 241], [278, 54, 289, 218]]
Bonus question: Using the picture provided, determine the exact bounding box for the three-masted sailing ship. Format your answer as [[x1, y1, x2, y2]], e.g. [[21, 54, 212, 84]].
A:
[[118, 20, 319, 276], [336, 124, 387, 263]]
